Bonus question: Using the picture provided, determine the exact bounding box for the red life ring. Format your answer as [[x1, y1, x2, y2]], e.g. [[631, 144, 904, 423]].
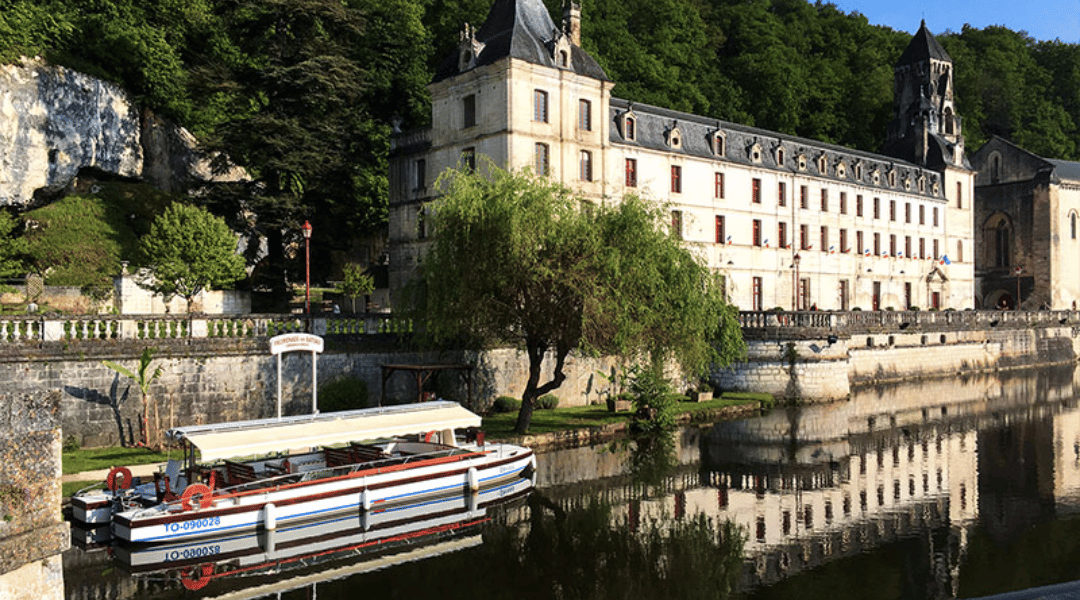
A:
[[180, 483, 215, 511], [106, 467, 133, 492], [180, 563, 214, 590]]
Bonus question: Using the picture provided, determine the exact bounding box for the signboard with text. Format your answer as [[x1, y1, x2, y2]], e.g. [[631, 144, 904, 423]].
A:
[[269, 333, 324, 355]]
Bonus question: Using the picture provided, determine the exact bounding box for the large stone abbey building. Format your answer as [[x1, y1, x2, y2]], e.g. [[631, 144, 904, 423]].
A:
[[389, 0, 976, 311]]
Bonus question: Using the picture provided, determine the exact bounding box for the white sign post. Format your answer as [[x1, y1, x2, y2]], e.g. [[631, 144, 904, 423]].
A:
[[269, 333, 324, 419]]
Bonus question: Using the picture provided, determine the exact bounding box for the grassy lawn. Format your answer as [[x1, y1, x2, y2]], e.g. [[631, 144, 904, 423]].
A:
[[62, 446, 173, 475], [482, 392, 770, 438], [59, 392, 773, 478], [63, 480, 100, 497]]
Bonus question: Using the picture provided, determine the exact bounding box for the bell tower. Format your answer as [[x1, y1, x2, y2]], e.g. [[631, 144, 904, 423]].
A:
[[885, 21, 965, 169]]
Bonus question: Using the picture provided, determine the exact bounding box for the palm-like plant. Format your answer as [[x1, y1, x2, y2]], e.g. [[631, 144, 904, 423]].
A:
[[103, 347, 164, 448]]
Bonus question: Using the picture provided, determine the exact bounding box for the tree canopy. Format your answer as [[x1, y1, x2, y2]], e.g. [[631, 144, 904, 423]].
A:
[[407, 162, 744, 433], [139, 202, 246, 312]]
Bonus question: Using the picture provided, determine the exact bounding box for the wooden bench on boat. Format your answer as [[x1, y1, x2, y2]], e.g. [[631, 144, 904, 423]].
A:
[[323, 444, 389, 468], [223, 460, 259, 486]]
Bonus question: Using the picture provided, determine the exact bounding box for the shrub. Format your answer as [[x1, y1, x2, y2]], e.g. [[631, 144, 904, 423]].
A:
[[629, 366, 677, 433], [536, 393, 560, 410], [492, 395, 521, 413], [318, 377, 369, 412]]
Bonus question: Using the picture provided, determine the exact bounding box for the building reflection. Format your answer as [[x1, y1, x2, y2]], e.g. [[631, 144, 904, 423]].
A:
[[536, 364, 1080, 595]]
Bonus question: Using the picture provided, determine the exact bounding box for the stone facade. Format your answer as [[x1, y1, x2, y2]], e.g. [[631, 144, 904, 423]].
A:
[[971, 136, 1080, 309], [389, 2, 976, 312]]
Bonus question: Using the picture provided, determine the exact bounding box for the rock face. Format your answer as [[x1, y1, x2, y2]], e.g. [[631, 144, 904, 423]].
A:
[[0, 59, 239, 206]]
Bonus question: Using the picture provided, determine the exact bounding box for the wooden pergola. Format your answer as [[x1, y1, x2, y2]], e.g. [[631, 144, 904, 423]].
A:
[[380, 363, 474, 407]]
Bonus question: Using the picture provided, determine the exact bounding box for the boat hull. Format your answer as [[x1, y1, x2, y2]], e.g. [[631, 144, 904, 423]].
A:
[[112, 446, 534, 544]]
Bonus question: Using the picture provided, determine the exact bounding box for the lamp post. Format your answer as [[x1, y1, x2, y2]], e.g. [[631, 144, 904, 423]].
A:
[[792, 253, 801, 310], [1014, 264, 1022, 310], [302, 220, 313, 314]]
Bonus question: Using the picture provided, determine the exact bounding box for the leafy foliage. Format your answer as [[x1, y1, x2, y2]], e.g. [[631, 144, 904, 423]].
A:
[[139, 202, 246, 312], [102, 347, 164, 447], [407, 162, 742, 433], [318, 376, 370, 412], [335, 263, 375, 312]]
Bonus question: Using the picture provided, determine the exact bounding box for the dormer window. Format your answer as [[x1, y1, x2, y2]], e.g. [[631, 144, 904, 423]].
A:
[[749, 142, 763, 163], [797, 154, 807, 171], [710, 130, 726, 157], [619, 110, 637, 141], [872, 169, 881, 185], [918, 176, 926, 193], [666, 122, 682, 149], [854, 162, 863, 180], [817, 155, 827, 174], [552, 34, 572, 69], [457, 22, 485, 72], [559, 50, 569, 67], [776, 147, 785, 165], [836, 161, 846, 178], [888, 170, 897, 187]]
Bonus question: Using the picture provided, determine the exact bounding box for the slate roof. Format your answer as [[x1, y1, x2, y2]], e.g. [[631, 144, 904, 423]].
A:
[[897, 21, 952, 65], [1045, 159, 1080, 182], [609, 97, 946, 199], [432, 0, 609, 83]]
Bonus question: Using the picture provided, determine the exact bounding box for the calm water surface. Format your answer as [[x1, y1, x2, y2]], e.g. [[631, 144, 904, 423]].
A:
[[64, 365, 1080, 599]]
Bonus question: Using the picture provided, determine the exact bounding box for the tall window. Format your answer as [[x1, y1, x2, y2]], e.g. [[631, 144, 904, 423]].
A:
[[905, 202, 911, 223], [840, 192, 847, 214], [625, 158, 637, 187], [933, 207, 939, 227], [579, 150, 593, 181], [856, 231, 864, 254], [874, 233, 881, 255], [752, 178, 762, 203], [753, 219, 762, 246], [919, 238, 926, 259], [820, 189, 828, 212], [778, 181, 786, 206], [820, 226, 828, 252], [462, 147, 476, 172], [857, 195, 864, 217], [752, 277, 763, 311], [715, 172, 725, 199], [715, 215, 725, 244], [934, 239, 939, 259], [889, 234, 896, 256], [672, 166, 682, 193], [463, 94, 476, 128], [957, 240, 964, 262], [957, 182, 963, 208], [778, 222, 788, 248], [534, 143, 549, 175], [919, 205, 925, 225], [995, 221, 1009, 267], [889, 200, 896, 221], [415, 159, 426, 190], [800, 186, 808, 209], [839, 280, 849, 310], [533, 89, 549, 122], [873, 197, 880, 219], [905, 236, 912, 258], [800, 224, 810, 250], [1072, 213, 1077, 240], [840, 229, 848, 253], [578, 99, 592, 131], [671, 210, 683, 239], [625, 117, 636, 140]]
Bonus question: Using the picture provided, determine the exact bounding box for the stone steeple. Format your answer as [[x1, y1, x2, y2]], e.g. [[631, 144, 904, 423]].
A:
[[885, 21, 967, 169]]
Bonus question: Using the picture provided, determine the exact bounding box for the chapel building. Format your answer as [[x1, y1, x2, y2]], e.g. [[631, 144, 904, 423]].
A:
[[388, 0, 975, 311]]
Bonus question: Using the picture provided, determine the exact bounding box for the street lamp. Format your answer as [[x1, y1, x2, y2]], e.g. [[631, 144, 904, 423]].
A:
[[1013, 264, 1023, 311], [302, 220, 313, 314], [792, 253, 801, 311]]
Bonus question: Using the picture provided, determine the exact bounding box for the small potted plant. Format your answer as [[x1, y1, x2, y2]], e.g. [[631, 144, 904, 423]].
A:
[[606, 391, 634, 413], [690, 381, 713, 403]]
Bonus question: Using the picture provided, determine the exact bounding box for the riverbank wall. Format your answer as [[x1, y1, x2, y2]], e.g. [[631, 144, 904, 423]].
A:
[[718, 309, 1080, 402]]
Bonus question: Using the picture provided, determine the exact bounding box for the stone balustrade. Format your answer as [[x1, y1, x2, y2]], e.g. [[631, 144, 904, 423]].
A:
[[0, 313, 411, 344], [737, 309, 1075, 337]]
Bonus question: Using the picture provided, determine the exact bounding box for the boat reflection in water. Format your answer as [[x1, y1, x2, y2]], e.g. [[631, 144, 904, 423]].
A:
[[91, 473, 533, 596]]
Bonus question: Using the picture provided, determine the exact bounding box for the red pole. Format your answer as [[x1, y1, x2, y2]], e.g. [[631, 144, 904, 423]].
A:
[[302, 220, 313, 314]]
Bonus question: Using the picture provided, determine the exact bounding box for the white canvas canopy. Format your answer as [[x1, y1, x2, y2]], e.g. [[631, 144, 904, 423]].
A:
[[167, 401, 481, 462]]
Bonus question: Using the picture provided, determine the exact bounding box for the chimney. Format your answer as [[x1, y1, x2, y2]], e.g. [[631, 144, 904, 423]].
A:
[[563, 1, 581, 46]]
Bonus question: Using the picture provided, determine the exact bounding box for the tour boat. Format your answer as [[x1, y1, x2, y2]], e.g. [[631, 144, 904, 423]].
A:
[[112, 474, 532, 591], [70, 401, 535, 544]]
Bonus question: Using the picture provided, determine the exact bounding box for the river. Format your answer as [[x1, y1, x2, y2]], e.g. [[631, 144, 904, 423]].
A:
[[62, 364, 1080, 599]]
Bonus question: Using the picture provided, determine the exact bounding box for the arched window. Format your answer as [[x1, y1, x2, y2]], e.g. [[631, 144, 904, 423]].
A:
[[625, 117, 636, 141], [991, 153, 1002, 183], [944, 107, 954, 135], [994, 221, 1009, 267]]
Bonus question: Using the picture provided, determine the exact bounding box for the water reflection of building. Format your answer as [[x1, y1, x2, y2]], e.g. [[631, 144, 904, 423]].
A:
[[535, 366, 1080, 593]]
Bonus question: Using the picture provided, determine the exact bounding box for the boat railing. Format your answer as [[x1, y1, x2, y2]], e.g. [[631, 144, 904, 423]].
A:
[[148, 447, 482, 515]]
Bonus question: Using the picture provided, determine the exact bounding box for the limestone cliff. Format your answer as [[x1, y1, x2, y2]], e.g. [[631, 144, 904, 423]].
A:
[[0, 58, 242, 206]]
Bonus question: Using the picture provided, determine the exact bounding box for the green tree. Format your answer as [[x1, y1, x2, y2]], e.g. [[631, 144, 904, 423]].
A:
[[407, 162, 744, 433], [335, 262, 375, 313], [138, 202, 246, 312], [0, 211, 27, 290], [102, 347, 164, 448]]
